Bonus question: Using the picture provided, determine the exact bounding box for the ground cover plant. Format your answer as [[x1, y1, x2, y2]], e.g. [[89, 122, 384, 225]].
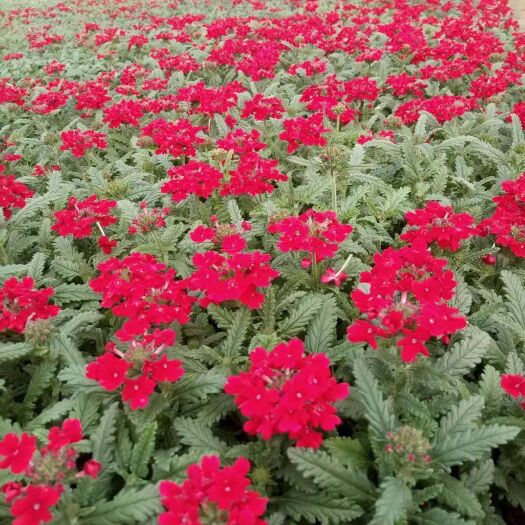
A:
[[0, 0, 525, 523]]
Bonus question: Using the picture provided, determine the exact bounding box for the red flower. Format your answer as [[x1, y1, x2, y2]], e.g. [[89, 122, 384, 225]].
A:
[[501, 374, 525, 399], [220, 153, 287, 197], [188, 250, 279, 310], [347, 242, 466, 362], [86, 352, 130, 391], [0, 277, 60, 334], [225, 339, 349, 448], [122, 376, 156, 410], [161, 161, 222, 202], [189, 219, 249, 254], [52, 195, 117, 239], [508, 101, 525, 128], [103, 99, 143, 128], [60, 129, 107, 158], [82, 460, 101, 479], [0, 166, 34, 219], [32, 91, 69, 114], [0, 433, 36, 474], [10, 484, 62, 525], [98, 236, 117, 254], [479, 173, 525, 257], [216, 128, 266, 156], [268, 209, 352, 265], [241, 94, 285, 121], [141, 118, 204, 158], [159, 456, 267, 525], [279, 113, 329, 154], [401, 201, 477, 252], [89, 253, 194, 341], [46, 419, 83, 453]]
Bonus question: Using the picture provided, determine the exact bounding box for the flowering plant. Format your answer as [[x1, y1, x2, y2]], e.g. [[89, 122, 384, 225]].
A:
[[1, 0, 525, 523]]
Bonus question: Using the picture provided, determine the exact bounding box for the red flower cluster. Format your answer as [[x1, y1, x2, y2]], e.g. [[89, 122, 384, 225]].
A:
[[0, 419, 100, 525], [268, 209, 353, 267], [221, 153, 287, 197], [0, 277, 60, 333], [400, 201, 477, 252], [52, 195, 117, 239], [103, 99, 143, 128], [501, 374, 525, 409], [60, 129, 107, 158], [508, 102, 525, 128], [141, 118, 205, 158], [0, 166, 34, 219], [190, 217, 251, 255], [188, 250, 279, 310], [162, 161, 223, 202], [225, 338, 349, 448], [86, 329, 183, 410], [159, 456, 267, 525], [241, 94, 285, 121], [89, 252, 195, 341], [394, 95, 476, 124], [279, 113, 329, 154], [347, 242, 467, 362], [479, 173, 525, 257]]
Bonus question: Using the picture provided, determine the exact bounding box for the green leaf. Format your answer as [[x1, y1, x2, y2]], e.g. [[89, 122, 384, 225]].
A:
[[305, 295, 338, 353], [371, 477, 412, 525], [0, 342, 32, 363], [353, 357, 396, 438], [435, 396, 484, 443], [432, 424, 520, 467], [278, 294, 325, 338], [436, 327, 491, 377], [324, 437, 370, 470], [288, 448, 374, 502], [53, 283, 99, 305], [413, 508, 475, 525], [479, 366, 503, 416], [462, 459, 495, 495], [27, 398, 76, 430], [92, 402, 119, 467], [50, 332, 86, 366], [275, 492, 363, 525], [437, 474, 484, 519], [500, 271, 525, 336], [174, 417, 227, 454], [130, 422, 157, 478], [80, 484, 161, 525]]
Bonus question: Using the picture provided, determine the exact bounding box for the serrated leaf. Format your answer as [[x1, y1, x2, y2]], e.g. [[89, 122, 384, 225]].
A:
[[436, 327, 491, 377], [353, 357, 396, 438], [174, 417, 227, 454], [92, 402, 119, 466], [80, 484, 161, 525], [288, 448, 374, 502], [370, 477, 412, 525], [305, 295, 337, 353], [130, 422, 157, 478], [432, 424, 520, 467], [0, 342, 32, 362], [435, 396, 484, 443]]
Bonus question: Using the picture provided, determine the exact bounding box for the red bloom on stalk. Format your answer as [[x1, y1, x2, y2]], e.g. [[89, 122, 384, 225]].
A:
[[400, 201, 477, 251], [501, 374, 525, 399], [103, 99, 143, 128], [86, 329, 183, 410], [159, 456, 267, 525], [1, 420, 100, 524], [0, 166, 34, 219], [161, 161, 223, 202], [279, 113, 329, 154], [190, 218, 250, 254], [268, 209, 352, 266], [394, 96, 476, 125], [0, 433, 36, 474], [220, 153, 287, 197], [508, 102, 525, 128], [241, 94, 285, 121], [0, 277, 60, 334], [86, 351, 130, 391], [225, 338, 349, 448], [216, 128, 266, 155], [60, 129, 107, 158], [89, 253, 194, 341], [9, 485, 62, 525], [141, 118, 204, 158], [346, 241, 467, 362], [479, 173, 525, 257], [52, 195, 117, 239], [188, 250, 279, 310], [32, 91, 69, 114]]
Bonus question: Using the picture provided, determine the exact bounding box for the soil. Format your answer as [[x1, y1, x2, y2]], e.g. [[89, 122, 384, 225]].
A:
[[510, 0, 525, 29]]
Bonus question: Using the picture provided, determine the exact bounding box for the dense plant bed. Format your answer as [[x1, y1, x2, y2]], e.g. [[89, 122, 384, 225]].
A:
[[0, 0, 525, 523]]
